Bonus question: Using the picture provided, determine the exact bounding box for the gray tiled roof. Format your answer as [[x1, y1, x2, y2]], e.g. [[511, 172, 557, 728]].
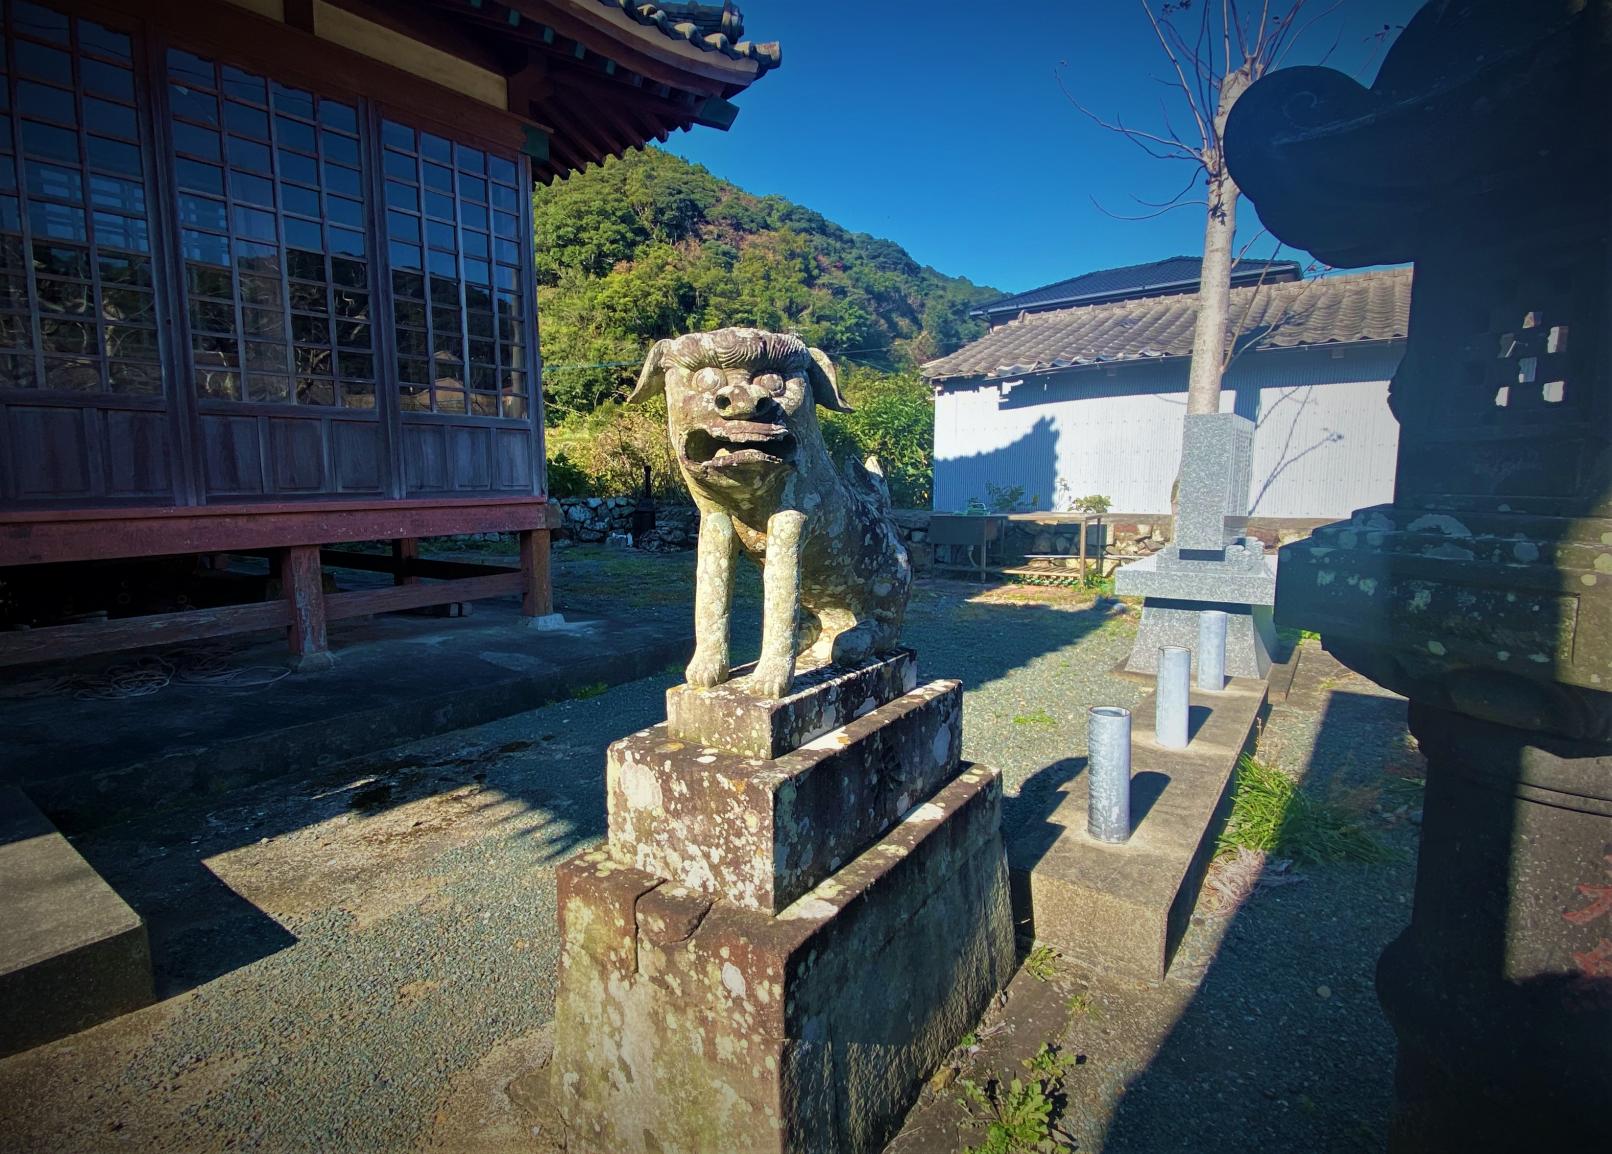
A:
[[924, 267, 1411, 383], [971, 255, 1300, 319], [598, 1, 781, 71]]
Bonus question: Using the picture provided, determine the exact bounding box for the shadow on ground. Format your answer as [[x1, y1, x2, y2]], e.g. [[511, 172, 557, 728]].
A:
[[1084, 680, 1418, 1152], [890, 652, 1422, 1153]]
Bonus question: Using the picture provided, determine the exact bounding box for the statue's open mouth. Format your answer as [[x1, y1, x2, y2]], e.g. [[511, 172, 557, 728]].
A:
[[683, 422, 796, 469]]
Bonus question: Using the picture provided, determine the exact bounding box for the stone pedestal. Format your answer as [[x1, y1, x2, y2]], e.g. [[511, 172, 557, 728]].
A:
[[550, 656, 1015, 1154], [1116, 414, 1278, 679]]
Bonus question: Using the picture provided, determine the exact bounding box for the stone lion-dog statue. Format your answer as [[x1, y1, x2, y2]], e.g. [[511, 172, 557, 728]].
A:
[[629, 328, 912, 699]]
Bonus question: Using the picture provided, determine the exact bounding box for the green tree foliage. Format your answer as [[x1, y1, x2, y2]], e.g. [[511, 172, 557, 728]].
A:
[[819, 367, 934, 508], [533, 149, 998, 502]]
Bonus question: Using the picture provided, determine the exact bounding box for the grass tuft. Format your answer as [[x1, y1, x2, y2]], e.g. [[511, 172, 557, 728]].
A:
[[1012, 709, 1057, 728], [570, 682, 609, 700], [1216, 753, 1394, 865]]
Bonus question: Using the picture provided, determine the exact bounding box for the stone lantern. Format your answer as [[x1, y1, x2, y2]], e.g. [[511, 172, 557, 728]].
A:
[[1225, 3, 1610, 1149]]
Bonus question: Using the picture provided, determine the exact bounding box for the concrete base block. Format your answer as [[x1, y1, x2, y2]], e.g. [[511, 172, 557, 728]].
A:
[[610, 680, 962, 912], [287, 649, 337, 673], [1124, 598, 1277, 681], [551, 765, 1016, 1154], [1, 789, 153, 1057], [1008, 678, 1266, 981], [519, 612, 567, 631], [667, 649, 917, 758]]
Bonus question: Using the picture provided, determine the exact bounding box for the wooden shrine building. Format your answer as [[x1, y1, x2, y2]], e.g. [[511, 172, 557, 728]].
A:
[[0, 0, 776, 667]]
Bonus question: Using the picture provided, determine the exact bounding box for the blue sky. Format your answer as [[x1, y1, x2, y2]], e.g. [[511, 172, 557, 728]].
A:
[[666, 0, 1424, 295]]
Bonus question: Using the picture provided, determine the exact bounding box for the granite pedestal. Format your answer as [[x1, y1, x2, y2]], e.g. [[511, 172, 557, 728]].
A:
[[1008, 678, 1265, 980], [1117, 414, 1278, 679], [550, 655, 1015, 1154]]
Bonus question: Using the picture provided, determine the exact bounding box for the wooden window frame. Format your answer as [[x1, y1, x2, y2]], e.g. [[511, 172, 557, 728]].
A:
[[0, 0, 169, 400]]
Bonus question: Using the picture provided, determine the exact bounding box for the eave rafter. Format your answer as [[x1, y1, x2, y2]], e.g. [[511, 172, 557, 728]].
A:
[[393, 0, 769, 180]]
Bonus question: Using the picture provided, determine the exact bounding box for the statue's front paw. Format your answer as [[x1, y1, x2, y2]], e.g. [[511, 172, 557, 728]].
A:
[[685, 649, 729, 688], [745, 658, 794, 699]]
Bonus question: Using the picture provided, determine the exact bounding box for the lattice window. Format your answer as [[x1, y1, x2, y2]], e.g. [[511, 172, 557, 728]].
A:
[[0, 0, 161, 394], [1492, 308, 1571, 411], [380, 117, 527, 418], [166, 48, 374, 407]]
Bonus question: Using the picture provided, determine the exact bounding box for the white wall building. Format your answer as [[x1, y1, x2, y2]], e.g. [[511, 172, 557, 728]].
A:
[[923, 265, 1411, 519]]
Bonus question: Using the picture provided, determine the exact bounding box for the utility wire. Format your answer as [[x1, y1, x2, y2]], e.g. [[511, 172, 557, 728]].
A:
[[539, 344, 902, 375]]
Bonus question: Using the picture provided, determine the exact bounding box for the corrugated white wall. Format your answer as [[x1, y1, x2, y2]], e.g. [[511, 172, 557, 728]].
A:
[[931, 344, 1403, 517]]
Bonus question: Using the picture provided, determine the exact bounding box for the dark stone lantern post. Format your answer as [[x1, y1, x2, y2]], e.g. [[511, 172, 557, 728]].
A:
[[1225, 3, 1611, 1149]]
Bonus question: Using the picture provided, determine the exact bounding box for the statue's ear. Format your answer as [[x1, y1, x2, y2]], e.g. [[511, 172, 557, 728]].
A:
[[627, 339, 672, 404], [807, 347, 853, 413]]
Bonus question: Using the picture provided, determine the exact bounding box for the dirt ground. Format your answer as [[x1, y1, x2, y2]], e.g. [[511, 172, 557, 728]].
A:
[[0, 550, 1418, 1153]]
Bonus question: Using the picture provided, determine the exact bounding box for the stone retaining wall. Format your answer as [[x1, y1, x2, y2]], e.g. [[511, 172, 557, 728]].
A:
[[446, 501, 1326, 572]]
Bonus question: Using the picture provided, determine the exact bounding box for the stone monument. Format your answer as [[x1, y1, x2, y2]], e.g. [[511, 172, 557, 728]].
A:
[[1114, 412, 1278, 679], [548, 330, 1015, 1153], [1226, 2, 1611, 1149]]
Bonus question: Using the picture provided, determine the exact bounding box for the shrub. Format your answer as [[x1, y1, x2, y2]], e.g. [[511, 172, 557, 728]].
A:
[[546, 401, 685, 501], [818, 367, 933, 508], [545, 450, 594, 498]]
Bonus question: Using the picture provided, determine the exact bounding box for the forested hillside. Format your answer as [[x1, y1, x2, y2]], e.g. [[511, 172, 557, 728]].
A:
[[532, 148, 997, 506]]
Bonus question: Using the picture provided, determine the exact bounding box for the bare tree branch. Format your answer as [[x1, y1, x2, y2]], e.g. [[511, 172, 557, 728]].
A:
[[1130, 167, 1205, 209], [1140, 0, 1212, 150], [1275, 0, 1346, 68], [1221, 245, 1335, 376], [1090, 194, 1210, 222], [1055, 64, 1202, 162]]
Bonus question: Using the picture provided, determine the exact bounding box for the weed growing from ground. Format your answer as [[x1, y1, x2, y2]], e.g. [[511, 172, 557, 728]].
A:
[[956, 1043, 1078, 1153], [1064, 992, 1097, 1017], [1023, 944, 1059, 981], [1012, 709, 1057, 728], [570, 682, 609, 700], [1216, 754, 1395, 864]]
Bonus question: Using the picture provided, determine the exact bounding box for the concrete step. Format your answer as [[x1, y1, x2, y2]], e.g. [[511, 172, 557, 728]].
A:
[[1, 788, 153, 1057]]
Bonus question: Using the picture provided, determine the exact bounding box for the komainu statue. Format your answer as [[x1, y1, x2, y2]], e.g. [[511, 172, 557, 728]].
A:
[[629, 328, 912, 697]]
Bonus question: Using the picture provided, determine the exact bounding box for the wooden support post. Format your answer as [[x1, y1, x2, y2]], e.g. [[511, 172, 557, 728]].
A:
[[519, 528, 562, 629], [392, 538, 419, 586], [282, 544, 334, 670], [1078, 515, 1089, 584]]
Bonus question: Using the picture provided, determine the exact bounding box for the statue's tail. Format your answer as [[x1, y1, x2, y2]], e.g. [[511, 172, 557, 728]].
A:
[[848, 454, 893, 508]]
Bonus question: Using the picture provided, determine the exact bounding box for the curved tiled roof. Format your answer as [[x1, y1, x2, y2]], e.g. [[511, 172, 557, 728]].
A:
[[924, 267, 1411, 383], [598, 1, 781, 72], [970, 255, 1300, 319]]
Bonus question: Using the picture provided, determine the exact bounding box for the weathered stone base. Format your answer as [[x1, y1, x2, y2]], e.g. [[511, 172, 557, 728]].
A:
[[1008, 678, 1265, 980], [550, 765, 1015, 1154], [1, 789, 153, 1058], [667, 649, 918, 759], [610, 679, 963, 912], [1123, 597, 1276, 680]]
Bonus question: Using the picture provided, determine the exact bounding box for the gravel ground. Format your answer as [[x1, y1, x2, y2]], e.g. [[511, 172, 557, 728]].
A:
[[0, 546, 1419, 1153], [0, 548, 1141, 1153]]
